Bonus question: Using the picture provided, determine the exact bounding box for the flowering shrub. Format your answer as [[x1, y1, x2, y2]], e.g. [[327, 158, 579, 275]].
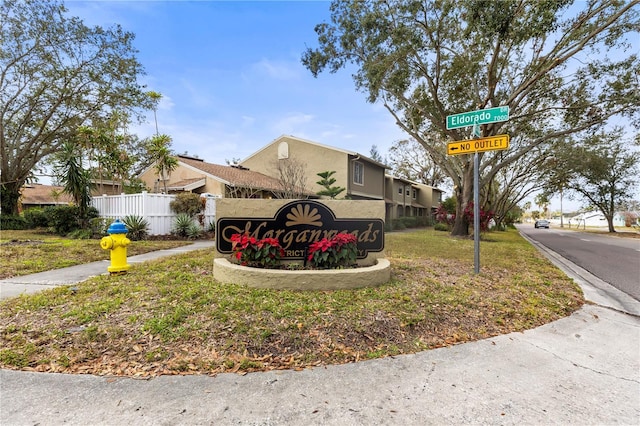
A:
[[307, 232, 358, 269], [435, 204, 455, 226], [435, 201, 495, 231], [230, 233, 285, 268], [463, 202, 495, 231]]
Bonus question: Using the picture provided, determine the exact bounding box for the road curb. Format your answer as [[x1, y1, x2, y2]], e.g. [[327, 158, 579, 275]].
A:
[[518, 229, 640, 316]]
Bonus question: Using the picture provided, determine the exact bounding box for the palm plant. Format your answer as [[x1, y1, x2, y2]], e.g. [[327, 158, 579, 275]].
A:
[[147, 91, 163, 135], [53, 140, 94, 217], [147, 134, 178, 193]]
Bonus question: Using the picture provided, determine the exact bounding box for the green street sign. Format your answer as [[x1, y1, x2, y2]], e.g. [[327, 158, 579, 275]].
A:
[[446, 106, 510, 130]]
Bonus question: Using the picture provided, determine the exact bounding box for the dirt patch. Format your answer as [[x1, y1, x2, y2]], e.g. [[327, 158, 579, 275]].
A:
[[0, 240, 46, 246]]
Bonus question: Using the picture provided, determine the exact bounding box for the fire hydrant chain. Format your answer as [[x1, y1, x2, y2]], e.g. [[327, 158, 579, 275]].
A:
[[100, 219, 131, 274]]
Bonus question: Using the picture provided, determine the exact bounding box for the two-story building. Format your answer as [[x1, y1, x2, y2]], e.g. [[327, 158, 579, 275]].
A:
[[138, 135, 444, 225], [384, 175, 443, 223], [241, 135, 387, 202], [241, 135, 442, 224]]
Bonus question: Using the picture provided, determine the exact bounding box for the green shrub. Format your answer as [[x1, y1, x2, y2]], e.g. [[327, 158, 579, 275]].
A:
[[67, 229, 92, 239], [391, 219, 406, 230], [416, 216, 432, 227], [0, 214, 27, 230], [123, 178, 149, 194], [23, 208, 49, 228], [47, 206, 99, 236], [400, 216, 417, 228], [207, 220, 216, 233], [48, 206, 81, 235], [89, 217, 114, 237], [434, 222, 450, 232], [122, 215, 149, 241], [492, 223, 507, 232], [441, 196, 456, 214], [169, 193, 203, 216], [172, 213, 195, 238]]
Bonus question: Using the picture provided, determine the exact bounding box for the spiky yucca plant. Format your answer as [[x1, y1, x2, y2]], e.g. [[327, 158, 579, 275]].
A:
[[122, 215, 149, 241]]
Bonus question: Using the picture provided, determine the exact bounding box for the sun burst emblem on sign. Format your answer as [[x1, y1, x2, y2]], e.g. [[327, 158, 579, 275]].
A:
[[285, 204, 323, 227]]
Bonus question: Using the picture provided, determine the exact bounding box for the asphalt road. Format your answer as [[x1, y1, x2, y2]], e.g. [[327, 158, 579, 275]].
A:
[[518, 224, 640, 301]]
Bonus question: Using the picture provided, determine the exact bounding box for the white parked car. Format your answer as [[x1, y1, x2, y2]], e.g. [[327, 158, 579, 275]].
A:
[[534, 219, 550, 229]]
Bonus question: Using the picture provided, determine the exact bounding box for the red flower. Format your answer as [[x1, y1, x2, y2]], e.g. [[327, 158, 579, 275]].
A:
[[229, 233, 284, 268]]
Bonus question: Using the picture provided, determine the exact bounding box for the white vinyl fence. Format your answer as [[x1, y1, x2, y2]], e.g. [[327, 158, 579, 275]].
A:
[[91, 192, 216, 235]]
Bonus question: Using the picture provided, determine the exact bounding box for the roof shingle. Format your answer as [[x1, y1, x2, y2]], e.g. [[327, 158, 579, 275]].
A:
[[178, 157, 310, 194], [21, 184, 73, 205]]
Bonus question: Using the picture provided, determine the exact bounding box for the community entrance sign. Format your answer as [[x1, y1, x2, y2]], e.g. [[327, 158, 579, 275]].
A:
[[216, 200, 384, 260]]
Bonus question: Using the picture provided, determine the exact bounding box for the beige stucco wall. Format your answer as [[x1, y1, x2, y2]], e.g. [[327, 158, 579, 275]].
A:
[[202, 177, 224, 196], [213, 257, 390, 290], [415, 183, 433, 212], [215, 198, 386, 265], [349, 160, 385, 200], [241, 136, 349, 196], [383, 176, 442, 220], [241, 136, 386, 200], [138, 166, 160, 192]]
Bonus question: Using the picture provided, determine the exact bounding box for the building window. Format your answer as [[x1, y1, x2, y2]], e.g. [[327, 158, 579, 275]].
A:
[[412, 189, 417, 199], [353, 161, 364, 185], [278, 142, 289, 159], [398, 186, 403, 194], [406, 188, 410, 196]]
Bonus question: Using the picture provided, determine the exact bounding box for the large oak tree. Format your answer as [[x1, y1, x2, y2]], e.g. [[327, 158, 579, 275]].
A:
[[0, 0, 149, 214], [302, 0, 640, 236], [544, 128, 639, 232]]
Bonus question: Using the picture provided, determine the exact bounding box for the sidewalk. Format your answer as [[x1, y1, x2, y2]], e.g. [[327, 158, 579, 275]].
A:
[[1, 239, 639, 425], [0, 240, 215, 300]]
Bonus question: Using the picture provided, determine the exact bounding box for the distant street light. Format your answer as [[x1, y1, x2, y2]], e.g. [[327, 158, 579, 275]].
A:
[[559, 186, 564, 228]]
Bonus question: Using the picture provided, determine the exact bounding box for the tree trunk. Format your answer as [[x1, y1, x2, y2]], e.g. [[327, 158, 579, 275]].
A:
[[492, 215, 504, 230], [451, 162, 474, 237], [606, 216, 616, 233], [1, 181, 22, 215], [451, 200, 469, 236]]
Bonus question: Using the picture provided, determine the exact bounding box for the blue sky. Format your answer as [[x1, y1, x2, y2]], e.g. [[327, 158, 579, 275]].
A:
[[62, 1, 639, 214], [65, 0, 406, 165]]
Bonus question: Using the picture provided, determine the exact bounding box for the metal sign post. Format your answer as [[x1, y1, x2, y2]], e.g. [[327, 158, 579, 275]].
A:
[[473, 152, 480, 274], [445, 106, 511, 274]]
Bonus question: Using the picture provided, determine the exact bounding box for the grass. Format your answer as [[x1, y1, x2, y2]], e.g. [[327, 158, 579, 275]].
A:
[[0, 229, 193, 279], [0, 228, 584, 377]]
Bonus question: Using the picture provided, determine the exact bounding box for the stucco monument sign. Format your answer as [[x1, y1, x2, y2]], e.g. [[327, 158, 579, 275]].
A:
[[213, 199, 389, 290], [216, 199, 385, 262]]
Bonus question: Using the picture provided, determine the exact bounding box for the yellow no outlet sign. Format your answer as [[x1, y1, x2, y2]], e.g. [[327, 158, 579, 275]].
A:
[[447, 134, 510, 156]]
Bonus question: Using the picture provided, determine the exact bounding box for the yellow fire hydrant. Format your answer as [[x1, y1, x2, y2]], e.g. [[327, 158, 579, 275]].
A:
[[100, 219, 131, 274]]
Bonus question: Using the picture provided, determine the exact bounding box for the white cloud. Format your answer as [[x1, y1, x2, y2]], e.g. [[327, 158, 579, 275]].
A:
[[270, 112, 315, 135], [251, 59, 301, 81], [241, 116, 256, 127], [178, 79, 213, 109], [158, 95, 175, 111], [65, 1, 156, 30]]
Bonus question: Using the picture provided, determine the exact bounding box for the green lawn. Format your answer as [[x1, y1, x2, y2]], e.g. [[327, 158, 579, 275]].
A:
[[0, 229, 193, 279], [0, 227, 584, 377]]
